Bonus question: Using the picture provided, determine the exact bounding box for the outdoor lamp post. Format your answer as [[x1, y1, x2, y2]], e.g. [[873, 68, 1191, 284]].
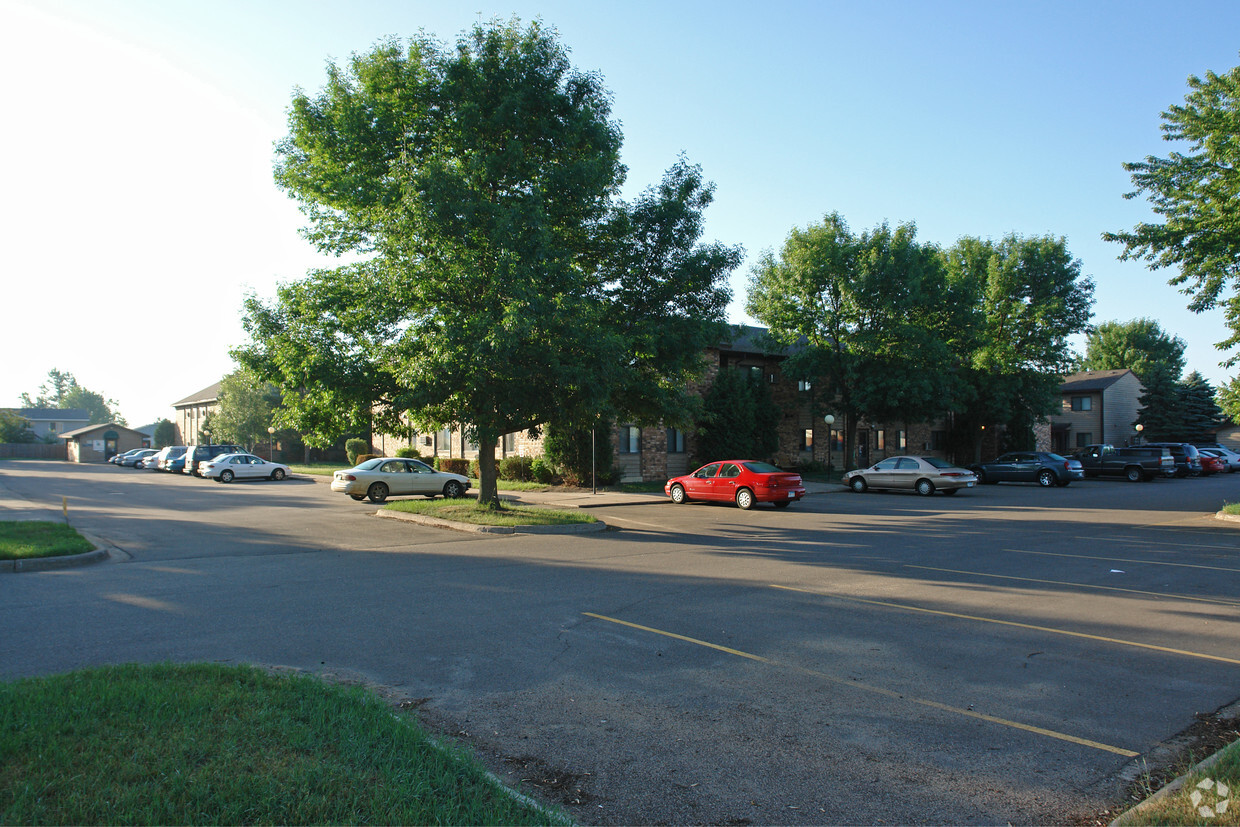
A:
[[1135, 423, 1143, 445], [268, 426, 276, 460], [824, 415, 835, 470]]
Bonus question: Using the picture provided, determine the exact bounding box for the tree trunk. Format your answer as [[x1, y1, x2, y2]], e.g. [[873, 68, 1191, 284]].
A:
[[477, 432, 499, 509]]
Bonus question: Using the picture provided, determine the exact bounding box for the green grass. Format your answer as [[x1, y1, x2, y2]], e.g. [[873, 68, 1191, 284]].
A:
[[1222, 502, 1240, 516], [0, 662, 565, 826], [1114, 739, 1239, 825], [0, 521, 93, 560], [288, 462, 348, 476], [384, 499, 596, 526]]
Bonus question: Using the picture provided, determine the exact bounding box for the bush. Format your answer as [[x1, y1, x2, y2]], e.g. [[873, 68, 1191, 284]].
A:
[[394, 446, 421, 459], [438, 458, 469, 476], [468, 459, 480, 480], [498, 456, 534, 481], [356, 453, 379, 464], [530, 456, 560, 485], [345, 438, 369, 466], [543, 422, 614, 488]]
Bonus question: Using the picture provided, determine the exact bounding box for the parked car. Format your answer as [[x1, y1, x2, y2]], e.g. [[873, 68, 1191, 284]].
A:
[[137, 451, 165, 469], [199, 453, 291, 483], [969, 451, 1084, 487], [331, 457, 470, 503], [120, 449, 159, 468], [110, 448, 144, 465], [157, 446, 188, 473], [1197, 447, 1240, 473], [1073, 444, 1175, 481], [843, 456, 977, 496], [183, 444, 245, 476], [1198, 453, 1225, 476], [665, 460, 806, 509], [1144, 443, 1203, 477]]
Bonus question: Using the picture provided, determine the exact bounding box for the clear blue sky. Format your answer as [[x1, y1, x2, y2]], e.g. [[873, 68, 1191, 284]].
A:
[[3, 0, 1238, 426]]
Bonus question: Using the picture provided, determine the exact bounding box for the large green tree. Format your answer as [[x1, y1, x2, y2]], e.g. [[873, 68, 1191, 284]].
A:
[[747, 213, 963, 467], [21, 368, 126, 426], [237, 22, 737, 506], [1102, 59, 1240, 367], [0, 410, 36, 443], [946, 234, 1095, 457], [1217, 375, 1240, 425], [1075, 318, 1186, 385], [212, 367, 282, 450]]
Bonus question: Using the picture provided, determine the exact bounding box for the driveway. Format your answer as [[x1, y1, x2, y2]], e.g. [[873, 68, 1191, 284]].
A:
[[2, 461, 1238, 824]]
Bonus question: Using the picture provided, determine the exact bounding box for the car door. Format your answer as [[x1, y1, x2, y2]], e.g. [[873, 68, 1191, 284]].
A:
[[865, 457, 902, 488], [714, 463, 743, 502], [406, 460, 440, 494], [684, 463, 721, 500], [889, 457, 923, 489], [377, 459, 412, 494]]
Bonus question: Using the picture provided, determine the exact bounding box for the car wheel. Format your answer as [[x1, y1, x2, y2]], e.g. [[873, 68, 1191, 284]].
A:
[[443, 480, 465, 498], [270, 468, 286, 481], [849, 477, 868, 493], [349, 494, 365, 501], [735, 488, 755, 510], [1037, 469, 1055, 487], [915, 479, 935, 496], [220, 470, 234, 483], [970, 467, 986, 484], [1125, 466, 1143, 483], [942, 488, 959, 496], [670, 484, 687, 504], [367, 482, 389, 503], [774, 500, 791, 508]]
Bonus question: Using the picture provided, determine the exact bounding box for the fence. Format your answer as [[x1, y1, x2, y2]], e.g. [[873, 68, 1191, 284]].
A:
[[0, 443, 67, 460]]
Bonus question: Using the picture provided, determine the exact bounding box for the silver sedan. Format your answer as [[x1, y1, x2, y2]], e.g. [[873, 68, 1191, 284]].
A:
[[843, 455, 978, 496], [331, 457, 470, 503]]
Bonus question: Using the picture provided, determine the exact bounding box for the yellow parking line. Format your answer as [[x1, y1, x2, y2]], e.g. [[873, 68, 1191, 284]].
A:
[[771, 585, 1240, 666], [1007, 548, 1240, 574], [581, 612, 1138, 757], [905, 565, 1240, 608]]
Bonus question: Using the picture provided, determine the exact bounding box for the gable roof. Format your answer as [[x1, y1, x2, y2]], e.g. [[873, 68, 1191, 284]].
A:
[[1059, 369, 1139, 394], [59, 422, 147, 439], [13, 408, 90, 422], [171, 381, 222, 408]]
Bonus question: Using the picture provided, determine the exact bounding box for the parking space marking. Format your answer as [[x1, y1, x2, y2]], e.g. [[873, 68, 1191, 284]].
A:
[[1008, 548, 1240, 574], [905, 565, 1240, 608], [581, 612, 1139, 757], [771, 585, 1240, 666]]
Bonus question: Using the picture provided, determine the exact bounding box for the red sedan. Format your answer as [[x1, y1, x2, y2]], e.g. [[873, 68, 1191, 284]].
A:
[[665, 460, 806, 509], [1199, 454, 1225, 476]]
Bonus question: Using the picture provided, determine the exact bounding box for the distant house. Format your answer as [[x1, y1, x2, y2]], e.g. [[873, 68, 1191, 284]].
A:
[[171, 382, 221, 445], [60, 423, 148, 462], [1050, 369, 1145, 453], [8, 408, 90, 440]]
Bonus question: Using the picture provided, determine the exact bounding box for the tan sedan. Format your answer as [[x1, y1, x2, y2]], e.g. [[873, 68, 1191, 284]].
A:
[[843, 456, 977, 496]]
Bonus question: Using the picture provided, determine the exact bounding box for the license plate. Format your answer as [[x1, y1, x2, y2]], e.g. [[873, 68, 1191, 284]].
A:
[[966, 482, 974, 487], [788, 491, 794, 498]]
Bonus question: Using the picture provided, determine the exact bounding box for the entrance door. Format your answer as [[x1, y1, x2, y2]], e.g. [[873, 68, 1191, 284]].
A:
[[103, 431, 119, 460]]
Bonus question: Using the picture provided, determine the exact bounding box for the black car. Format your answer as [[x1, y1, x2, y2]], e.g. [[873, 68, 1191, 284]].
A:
[[182, 443, 245, 477], [969, 451, 1085, 487], [1144, 442, 1203, 477]]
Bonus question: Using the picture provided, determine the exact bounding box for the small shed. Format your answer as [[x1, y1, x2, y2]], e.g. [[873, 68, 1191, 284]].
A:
[[61, 423, 149, 463]]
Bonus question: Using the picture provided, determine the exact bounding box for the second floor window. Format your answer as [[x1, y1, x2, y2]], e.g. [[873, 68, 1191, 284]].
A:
[[1071, 396, 1093, 411]]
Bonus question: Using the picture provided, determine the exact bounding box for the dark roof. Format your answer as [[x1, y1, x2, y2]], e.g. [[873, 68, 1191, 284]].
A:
[[716, 324, 807, 357], [13, 408, 90, 421], [1059, 369, 1138, 394], [171, 381, 222, 408]]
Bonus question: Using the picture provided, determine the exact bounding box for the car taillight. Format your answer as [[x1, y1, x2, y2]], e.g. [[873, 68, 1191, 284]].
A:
[[340, 473, 356, 481], [941, 472, 965, 477]]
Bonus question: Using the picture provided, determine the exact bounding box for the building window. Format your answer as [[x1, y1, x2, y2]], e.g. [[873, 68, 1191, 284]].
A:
[[748, 366, 763, 383], [801, 429, 813, 451], [619, 425, 641, 454], [831, 430, 845, 452], [898, 430, 907, 450], [437, 428, 452, 451], [1076, 432, 1093, 448], [1071, 396, 1093, 412], [876, 430, 886, 451], [797, 380, 812, 392], [666, 428, 685, 454], [502, 433, 516, 454], [930, 431, 945, 451]]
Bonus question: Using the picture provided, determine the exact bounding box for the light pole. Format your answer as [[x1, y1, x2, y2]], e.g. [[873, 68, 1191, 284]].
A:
[[268, 426, 276, 460], [1135, 423, 1143, 446], [823, 414, 835, 470]]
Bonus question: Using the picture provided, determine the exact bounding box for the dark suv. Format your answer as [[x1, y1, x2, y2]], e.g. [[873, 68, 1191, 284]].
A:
[[1144, 442, 1202, 477], [183, 444, 244, 477]]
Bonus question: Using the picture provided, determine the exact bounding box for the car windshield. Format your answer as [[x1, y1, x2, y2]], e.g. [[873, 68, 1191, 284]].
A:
[[920, 457, 957, 469], [743, 461, 783, 474]]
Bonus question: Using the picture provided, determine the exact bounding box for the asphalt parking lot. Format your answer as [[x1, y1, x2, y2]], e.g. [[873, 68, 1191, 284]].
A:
[[2, 461, 1238, 824]]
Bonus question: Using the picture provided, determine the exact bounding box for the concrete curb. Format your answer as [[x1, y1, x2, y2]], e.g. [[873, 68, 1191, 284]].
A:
[[376, 508, 608, 534], [0, 536, 110, 573], [1215, 511, 1240, 524]]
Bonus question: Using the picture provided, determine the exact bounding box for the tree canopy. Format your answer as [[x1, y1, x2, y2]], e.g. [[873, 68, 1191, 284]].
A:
[[20, 369, 126, 426], [237, 21, 738, 505], [1102, 58, 1240, 367], [211, 367, 281, 450], [1075, 318, 1187, 385]]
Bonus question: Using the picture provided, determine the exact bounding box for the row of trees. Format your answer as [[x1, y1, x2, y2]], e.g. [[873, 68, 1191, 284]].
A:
[[747, 216, 1095, 463]]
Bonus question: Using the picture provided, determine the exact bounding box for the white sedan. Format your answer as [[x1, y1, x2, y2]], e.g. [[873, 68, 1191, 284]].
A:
[[199, 453, 291, 483], [331, 457, 470, 503]]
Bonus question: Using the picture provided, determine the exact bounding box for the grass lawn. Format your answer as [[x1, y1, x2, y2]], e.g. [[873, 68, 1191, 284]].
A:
[[384, 499, 596, 526], [1223, 502, 1240, 516], [0, 662, 565, 825], [1115, 738, 1239, 825], [0, 521, 93, 560]]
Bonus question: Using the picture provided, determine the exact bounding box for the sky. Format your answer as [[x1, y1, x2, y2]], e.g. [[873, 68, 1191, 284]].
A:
[[3, 0, 1239, 427]]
